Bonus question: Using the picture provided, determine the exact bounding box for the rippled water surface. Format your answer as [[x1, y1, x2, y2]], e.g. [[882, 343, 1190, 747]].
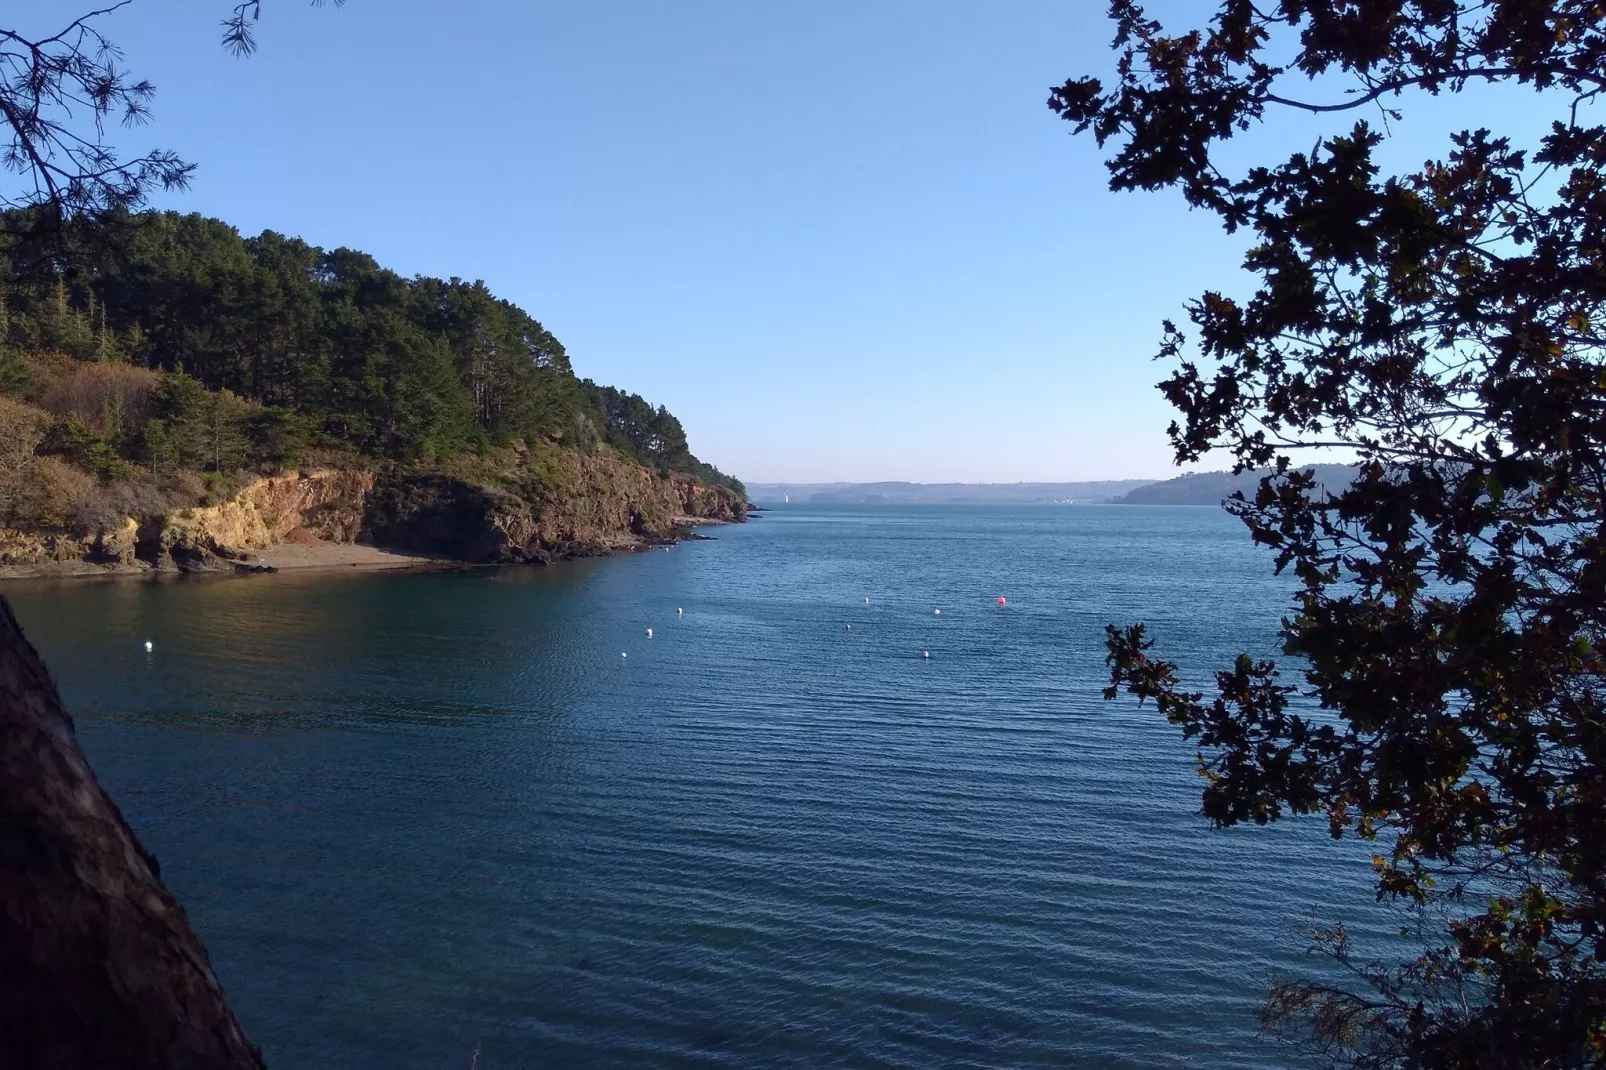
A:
[[14, 505, 1386, 1068]]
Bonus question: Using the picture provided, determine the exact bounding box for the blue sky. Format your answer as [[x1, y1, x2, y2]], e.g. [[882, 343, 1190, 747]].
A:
[[10, 2, 1562, 482]]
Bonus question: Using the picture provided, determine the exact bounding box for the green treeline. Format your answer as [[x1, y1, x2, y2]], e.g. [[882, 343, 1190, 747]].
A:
[[0, 211, 742, 494], [577, 380, 739, 493]]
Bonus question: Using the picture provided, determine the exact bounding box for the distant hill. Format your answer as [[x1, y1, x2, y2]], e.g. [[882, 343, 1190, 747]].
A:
[[1112, 465, 1357, 505], [746, 480, 1157, 504]]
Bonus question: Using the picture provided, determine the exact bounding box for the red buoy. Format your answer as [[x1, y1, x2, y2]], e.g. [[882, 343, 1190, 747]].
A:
[[997, 596, 1006, 606]]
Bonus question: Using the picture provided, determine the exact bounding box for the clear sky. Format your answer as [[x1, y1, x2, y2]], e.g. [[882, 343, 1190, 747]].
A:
[[7, 2, 1557, 483]]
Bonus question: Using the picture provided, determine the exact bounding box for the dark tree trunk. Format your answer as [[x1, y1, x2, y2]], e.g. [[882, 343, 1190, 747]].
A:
[[0, 597, 264, 1069]]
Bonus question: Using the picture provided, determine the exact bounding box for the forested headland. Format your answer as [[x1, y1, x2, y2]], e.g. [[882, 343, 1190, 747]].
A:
[[0, 211, 743, 570]]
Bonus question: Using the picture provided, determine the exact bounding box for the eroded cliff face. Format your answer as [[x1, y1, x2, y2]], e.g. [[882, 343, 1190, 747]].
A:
[[0, 456, 744, 576], [364, 449, 747, 564], [361, 476, 534, 563], [0, 517, 141, 570], [151, 469, 374, 569]]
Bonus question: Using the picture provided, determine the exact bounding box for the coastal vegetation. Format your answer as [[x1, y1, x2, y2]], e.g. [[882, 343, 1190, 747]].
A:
[[1060, 2, 1606, 1066], [0, 6, 738, 566], [0, 209, 740, 545]]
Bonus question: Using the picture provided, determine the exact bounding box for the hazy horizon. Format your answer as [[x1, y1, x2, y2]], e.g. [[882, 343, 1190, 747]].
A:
[[743, 477, 1162, 489]]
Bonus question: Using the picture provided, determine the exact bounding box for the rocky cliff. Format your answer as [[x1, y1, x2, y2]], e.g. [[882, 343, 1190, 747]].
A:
[[150, 469, 375, 569], [365, 450, 745, 564], [0, 451, 745, 577]]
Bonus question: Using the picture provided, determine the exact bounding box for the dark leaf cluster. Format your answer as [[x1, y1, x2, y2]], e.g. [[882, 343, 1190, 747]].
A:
[[0, 4, 193, 240], [0, 3, 339, 246], [1059, 2, 1606, 1066]]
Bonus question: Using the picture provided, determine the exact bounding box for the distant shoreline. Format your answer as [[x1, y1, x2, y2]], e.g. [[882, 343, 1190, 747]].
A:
[[745, 479, 1158, 506], [748, 497, 1244, 503], [749, 467, 1358, 507], [748, 498, 1150, 506]]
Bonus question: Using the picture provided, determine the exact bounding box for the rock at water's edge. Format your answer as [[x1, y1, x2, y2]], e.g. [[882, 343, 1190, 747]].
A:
[[0, 597, 263, 1068], [0, 459, 745, 577]]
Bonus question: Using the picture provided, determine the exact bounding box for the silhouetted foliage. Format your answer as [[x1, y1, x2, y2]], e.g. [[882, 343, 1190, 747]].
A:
[[1056, 3, 1606, 1067], [0, 5, 191, 243], [0, 3, 343, 249]]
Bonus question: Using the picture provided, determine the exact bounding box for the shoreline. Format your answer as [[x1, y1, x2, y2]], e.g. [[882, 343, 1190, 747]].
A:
[[242, 542, 447, 573], [0, 542, 449, 582], [0, 519, 729, 583]]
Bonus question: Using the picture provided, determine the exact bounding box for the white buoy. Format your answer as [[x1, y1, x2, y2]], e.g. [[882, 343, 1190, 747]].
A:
[[864, 597, 870, 604], [678, 607, 684, 615], [934, 608, 942, 616], [646, 628, 653, 639], [845, 624, 851, 631], [143, 640, 153, 652], [622, 652, 628, 659], [924, 650, 930, 659]]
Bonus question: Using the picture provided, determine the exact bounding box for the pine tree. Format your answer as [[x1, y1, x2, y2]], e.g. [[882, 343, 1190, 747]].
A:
[[91, 295, 120, 363], [201, 390, 250, 473], [40, 278, 92, 358]]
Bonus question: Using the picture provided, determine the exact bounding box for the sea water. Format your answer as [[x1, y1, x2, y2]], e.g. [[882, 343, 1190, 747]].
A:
[[12, 505, 1390, 1068]]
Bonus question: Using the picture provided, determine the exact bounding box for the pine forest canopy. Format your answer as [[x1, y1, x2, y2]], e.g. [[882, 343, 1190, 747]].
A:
[[0, 210, 741, 497], [1054, 2, 1606, 1068]]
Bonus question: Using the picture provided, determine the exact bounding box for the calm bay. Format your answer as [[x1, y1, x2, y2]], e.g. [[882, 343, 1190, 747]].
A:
[[13, 505, 1386, 1068]]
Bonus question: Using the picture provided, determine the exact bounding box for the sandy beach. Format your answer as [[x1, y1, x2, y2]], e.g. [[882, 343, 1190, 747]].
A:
[[0, 522, 726, 582], [241, 541, 445, 572]]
